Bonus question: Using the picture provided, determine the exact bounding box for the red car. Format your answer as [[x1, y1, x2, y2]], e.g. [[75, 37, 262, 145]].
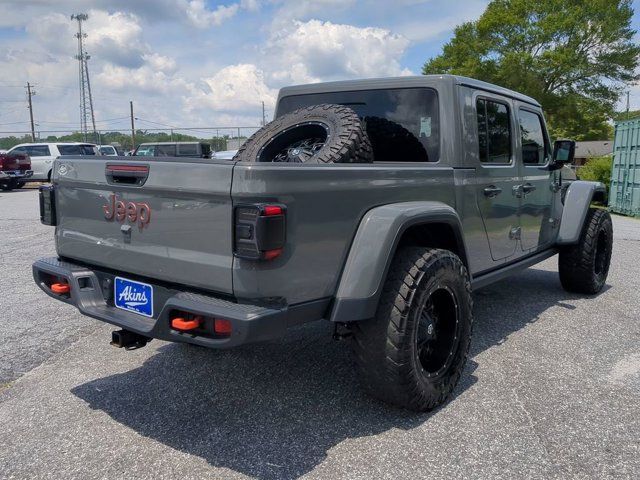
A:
[[0, 151, 33, 191]]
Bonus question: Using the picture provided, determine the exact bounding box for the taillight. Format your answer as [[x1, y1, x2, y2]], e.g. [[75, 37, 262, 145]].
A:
[[234, 204, 286, 260], [39, 184, 57, 226]]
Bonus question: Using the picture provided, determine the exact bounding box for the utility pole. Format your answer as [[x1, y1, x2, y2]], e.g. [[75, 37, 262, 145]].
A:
[[25, 82, 36, 141], [262, 101, 266, 126], [626, 91, 630, 120], [71, 13, 97, 142], [130, 100, 136, 152]]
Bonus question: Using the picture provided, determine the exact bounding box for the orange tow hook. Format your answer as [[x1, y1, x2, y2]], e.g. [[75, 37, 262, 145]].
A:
[[171, 316, 201, 331], [51, 283, 70, 294]]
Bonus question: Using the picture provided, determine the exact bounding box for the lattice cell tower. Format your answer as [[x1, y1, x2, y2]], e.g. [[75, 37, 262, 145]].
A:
[[71, 13, 97, 142]]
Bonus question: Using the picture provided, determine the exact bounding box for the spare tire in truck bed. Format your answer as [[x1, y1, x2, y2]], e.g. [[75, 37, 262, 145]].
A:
[[233, 104, 373, 164]]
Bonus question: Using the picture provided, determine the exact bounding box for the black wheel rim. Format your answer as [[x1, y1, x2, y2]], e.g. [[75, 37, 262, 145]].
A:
[[415, 286, 461, 377], [257, 121, 329, 163], [594, 228, 609, 276]]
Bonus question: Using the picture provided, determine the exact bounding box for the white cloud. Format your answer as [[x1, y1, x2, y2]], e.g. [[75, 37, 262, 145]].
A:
[[82, 10, 147, 68], [184, 0, 264, 28], [25, 10, 149, 69], [95, 64, 189, 96], [186, 63, 277, 114], [265, 20, 412, 84], [143, 53, 178, 73], [186, 1, 240, 28]]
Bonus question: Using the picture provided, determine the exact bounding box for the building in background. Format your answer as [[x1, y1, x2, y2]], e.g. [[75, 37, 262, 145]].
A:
[[573, 140, 613, 166]]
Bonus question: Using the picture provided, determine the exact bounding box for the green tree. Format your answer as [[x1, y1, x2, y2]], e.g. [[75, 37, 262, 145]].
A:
[[423, 0, 640, 140], [613, 109, 640, 122]]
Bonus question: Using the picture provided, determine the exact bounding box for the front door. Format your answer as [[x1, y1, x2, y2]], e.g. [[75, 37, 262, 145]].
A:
[[516, 107, 556, 252], [475, 95, 521, 261]]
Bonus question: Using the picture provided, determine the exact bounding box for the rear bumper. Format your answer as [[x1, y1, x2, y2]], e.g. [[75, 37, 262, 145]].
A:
[[33, 257, 328, 349], [0, 170, 33, 180]]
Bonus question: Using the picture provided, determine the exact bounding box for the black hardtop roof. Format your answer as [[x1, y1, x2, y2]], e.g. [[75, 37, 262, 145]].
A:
[[277, 74, 541, 108]]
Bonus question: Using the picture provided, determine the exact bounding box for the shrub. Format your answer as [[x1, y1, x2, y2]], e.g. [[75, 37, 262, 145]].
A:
[[577, 156, 613, 192]]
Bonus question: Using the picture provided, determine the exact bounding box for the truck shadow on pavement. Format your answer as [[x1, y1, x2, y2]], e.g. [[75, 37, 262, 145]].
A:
[[72, 266, 598, 479]]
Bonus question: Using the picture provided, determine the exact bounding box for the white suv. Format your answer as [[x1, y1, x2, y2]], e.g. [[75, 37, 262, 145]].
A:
[[7, 142, 99, 182]]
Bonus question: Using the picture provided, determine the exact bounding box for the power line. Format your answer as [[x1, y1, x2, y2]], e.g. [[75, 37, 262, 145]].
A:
[[33, 116, 130, 126], [135, 117, 177, 128], [0, 121, 32, 126]]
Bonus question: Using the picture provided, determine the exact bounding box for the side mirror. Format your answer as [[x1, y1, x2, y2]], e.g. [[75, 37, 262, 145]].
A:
[[552, 140, 575, 164]]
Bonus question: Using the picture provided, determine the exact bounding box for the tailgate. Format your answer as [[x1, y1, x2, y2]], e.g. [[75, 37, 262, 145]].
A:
[[54, 157, 235, 294]]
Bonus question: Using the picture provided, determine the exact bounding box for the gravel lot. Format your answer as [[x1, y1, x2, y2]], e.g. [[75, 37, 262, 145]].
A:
[[0, 188, 639, 479]]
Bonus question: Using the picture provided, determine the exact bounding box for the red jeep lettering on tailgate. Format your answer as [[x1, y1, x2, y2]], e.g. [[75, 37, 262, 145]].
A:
[[103, 193, 151, 228]]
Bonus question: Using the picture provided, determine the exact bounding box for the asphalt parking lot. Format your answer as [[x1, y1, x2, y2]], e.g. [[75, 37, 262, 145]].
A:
[[0, 187, 639, 479]]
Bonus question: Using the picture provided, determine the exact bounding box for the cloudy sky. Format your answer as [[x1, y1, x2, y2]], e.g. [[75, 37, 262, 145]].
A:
[[0, 0, 639, 137]]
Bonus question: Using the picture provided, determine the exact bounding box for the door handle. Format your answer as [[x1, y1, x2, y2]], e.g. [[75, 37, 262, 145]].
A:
[[522, 183, 536, 195], [483, 186, 503, 198]]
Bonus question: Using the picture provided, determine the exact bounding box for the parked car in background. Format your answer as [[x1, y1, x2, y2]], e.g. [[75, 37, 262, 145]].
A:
[[97, 145, 124, 156], [7, 142, 98, 182], [133, 142, 211, 158], [211, 149, 238, 160], [0, 150, 32, 191]]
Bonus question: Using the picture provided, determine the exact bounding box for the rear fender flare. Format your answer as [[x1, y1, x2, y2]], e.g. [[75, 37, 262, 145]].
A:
[[557, 181, 607, 245], [329, 201, 467, 323]]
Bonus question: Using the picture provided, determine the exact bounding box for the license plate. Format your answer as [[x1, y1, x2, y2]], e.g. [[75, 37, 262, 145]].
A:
[[114, 277, 153, 317]]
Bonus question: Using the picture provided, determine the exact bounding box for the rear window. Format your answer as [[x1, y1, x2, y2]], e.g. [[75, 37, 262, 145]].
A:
[[99, 146, 116, 155], [277, 88, 439, 162], [476, 99, 511, 164], [57, 144, 97, 156]]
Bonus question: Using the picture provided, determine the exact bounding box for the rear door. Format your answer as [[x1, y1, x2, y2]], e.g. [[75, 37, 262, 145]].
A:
[[54, 157, 235, 294], [474, 94, 521, 261], [12, 145, 53, 180]]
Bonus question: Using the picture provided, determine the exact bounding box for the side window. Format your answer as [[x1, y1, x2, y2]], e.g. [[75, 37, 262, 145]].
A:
[[57, 145, 82, 155], [11, 146, 26, 154], [155, 144, 176, 157], [135, 146, 155, 156], [79, 145, 97, 155], [476, 98, 511, 164], [26, 145, 51, 156], [519, 110, 549, 165], [177, 143, 197, 156]]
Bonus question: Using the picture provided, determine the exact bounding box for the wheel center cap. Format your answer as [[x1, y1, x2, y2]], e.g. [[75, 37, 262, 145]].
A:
[[291, 148, 300, 155], [427, 323, 434, 335]]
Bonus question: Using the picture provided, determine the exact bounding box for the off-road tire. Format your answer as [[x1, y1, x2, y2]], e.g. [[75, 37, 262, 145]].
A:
[[15, 181, 25, 189], [0, 181, 15, 191], [364, 116, 429, 162], [234, 104, 373, 164], [351, 247, 473, 411], [559, 208, 613, 294]]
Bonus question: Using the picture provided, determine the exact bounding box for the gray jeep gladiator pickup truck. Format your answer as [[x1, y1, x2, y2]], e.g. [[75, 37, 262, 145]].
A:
[[34, 75, 612, 411]]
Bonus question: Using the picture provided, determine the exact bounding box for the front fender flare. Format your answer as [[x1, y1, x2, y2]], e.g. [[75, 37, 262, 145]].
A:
[[557, 181, 607, 245], [329, 201, 467, 323]]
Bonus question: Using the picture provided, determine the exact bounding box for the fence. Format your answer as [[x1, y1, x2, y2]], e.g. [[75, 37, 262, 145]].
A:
[[0, 126, 261, 152]]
